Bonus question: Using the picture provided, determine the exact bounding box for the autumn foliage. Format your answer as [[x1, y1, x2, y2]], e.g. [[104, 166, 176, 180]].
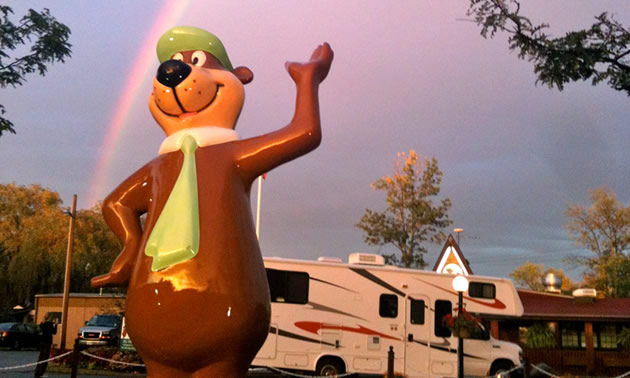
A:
[[0, 184, 122, 313], [356, 150, 452, 268]]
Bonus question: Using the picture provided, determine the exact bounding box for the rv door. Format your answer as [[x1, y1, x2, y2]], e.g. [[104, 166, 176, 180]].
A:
[[404, 294, 430, 376]]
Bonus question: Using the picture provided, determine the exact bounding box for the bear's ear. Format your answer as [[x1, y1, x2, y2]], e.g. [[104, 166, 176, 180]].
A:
[[232, 66, 253, 85]]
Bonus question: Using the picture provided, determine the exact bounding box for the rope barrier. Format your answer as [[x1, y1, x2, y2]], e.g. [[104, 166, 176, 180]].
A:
[[3, 351, 629, 378], [80, 350, 145, 367], [0, 350, 73, 371], [486, 362, 523, 377], [265, 365, 356, 377], [530, 363, 561, 378], [528, 362, 630, 378]]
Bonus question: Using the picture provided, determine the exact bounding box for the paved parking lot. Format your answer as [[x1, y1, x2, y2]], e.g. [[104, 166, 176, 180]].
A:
[[0, 349, 284, 377], [1, 349, 384, 377], [0, 349, 137, 377]]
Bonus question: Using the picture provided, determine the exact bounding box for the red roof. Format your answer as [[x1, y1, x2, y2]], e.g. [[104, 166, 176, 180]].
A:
[[517, 289, 630, 321]]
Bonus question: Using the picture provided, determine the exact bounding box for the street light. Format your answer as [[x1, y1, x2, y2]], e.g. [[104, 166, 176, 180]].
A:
[[452, 275, 469, 378]]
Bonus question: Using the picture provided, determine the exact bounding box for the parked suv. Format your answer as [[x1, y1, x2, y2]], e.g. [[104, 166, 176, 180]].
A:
[[77, 314, 122, 346]]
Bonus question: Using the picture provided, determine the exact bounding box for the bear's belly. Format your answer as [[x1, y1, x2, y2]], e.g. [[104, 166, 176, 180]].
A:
[[125, 260, 270, 370]]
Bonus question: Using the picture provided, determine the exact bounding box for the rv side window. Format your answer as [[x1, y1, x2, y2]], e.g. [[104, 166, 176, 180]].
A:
[[469, 282, 496, 299], [410, 299, 425, 324], [379, 294, 398, 318], [266, 269, 309, 304], [434, 300, 452, 337]]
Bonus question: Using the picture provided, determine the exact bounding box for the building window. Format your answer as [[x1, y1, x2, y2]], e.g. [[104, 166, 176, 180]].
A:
[[468, 282, 496, 299], [560, 323, 585, 349], [45, 311, 62, 323], [266, 269, 309, 304], [561, 328, 579, 348], [598, 324, 617, 349], [379, 294, 398, 318], [434, 300, 452, 337], [410, 299, 425, 324]]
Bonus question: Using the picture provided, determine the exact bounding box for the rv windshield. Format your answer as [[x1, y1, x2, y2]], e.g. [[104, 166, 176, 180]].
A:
[[470, 320, 491, 340]]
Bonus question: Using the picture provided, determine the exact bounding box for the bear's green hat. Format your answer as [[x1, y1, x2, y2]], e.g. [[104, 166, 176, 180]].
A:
[[156, 26, 233, 71]]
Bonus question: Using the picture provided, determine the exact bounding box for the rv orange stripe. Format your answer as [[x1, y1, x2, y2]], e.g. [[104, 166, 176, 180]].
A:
[[295, 321, 399, 341], [414, 278, 507, 310]]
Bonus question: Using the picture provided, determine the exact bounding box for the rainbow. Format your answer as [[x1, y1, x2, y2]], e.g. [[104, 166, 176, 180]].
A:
[[87, 0, 190, 207]]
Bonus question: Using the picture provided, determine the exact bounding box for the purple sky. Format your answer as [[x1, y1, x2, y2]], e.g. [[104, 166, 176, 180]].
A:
[[2, 1, 629, 282]]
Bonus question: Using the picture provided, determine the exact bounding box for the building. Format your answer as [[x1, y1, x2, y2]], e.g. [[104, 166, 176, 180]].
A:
[[493, 289, 630, 376], [34, 293, 125, 348], [431, 234, 630, 376]]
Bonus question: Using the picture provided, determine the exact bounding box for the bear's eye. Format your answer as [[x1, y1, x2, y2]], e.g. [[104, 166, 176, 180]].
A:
[[172, 53, 184, 61], [192, 51, 206, 67]]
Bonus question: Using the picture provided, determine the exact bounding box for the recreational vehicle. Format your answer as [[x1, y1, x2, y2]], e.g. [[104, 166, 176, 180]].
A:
[[253, 253, 524, 377]]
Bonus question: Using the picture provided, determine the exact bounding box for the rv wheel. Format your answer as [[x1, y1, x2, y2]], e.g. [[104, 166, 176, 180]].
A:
[[489, 360, 514, 377], [316, 357, 345, 376]]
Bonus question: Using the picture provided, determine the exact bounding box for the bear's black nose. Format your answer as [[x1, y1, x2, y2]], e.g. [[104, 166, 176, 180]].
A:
[[156, 60, 192, 88]]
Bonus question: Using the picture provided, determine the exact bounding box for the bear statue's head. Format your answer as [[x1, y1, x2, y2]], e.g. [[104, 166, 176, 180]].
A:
[[149, 26, 253, 136]]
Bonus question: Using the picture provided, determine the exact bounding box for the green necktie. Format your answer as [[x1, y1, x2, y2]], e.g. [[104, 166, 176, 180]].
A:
[[145, 134, 200, 271]]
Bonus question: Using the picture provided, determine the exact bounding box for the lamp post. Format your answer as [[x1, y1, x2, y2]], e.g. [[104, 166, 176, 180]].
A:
[[452, 275, 469, 378]]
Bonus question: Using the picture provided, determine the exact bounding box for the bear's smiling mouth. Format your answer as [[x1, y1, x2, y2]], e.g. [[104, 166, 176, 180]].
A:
[[158, 84, 223, 118]]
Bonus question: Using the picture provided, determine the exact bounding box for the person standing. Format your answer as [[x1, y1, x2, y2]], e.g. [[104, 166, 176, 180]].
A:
[[34, 315, 57, 378]]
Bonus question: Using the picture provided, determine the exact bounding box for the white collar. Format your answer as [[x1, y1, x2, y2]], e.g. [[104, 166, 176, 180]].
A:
[[159, 126, 240, 155]]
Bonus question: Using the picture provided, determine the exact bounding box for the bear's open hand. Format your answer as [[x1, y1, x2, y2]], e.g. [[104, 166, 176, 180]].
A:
[[91, 242, 136, 288], [286, 43, 333, 84]]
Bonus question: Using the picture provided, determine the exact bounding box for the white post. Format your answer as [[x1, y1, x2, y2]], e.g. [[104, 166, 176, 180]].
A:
[[256, 176, 263, 239]]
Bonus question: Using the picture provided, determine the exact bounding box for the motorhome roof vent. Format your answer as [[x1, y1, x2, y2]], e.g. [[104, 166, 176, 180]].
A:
[[348, 253, 385, 266], [572, 288, 597, 297], [317, 256, 343, 263]]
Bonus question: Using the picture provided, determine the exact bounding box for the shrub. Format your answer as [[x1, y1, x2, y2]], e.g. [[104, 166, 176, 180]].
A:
[[619, 327, 630, 350], [525, 323, 556, 349]]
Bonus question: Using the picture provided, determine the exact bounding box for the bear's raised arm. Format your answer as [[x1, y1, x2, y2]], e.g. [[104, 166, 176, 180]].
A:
[[234, 43, 333, 184]]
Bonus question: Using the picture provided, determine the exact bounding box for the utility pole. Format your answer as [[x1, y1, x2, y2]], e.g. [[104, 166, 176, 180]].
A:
[[60, 194, 77, 350], [454, 228, 463, 245]]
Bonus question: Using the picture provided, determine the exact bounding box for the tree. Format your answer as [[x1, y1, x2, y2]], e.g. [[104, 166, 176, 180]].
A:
[[509, 261, 575, 292], [0, 184, 121, 313], [566, 186, 630, 297], [0, 6, 72, 136], [468, 0, 630, 95], [71, 206, 124, 293], [510, 262, 545, 291], [356, 150, 452, 268]]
